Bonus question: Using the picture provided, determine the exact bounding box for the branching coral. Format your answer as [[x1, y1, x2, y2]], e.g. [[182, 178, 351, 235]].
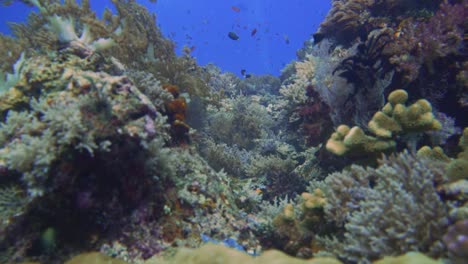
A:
[[314, 151, 449, 263]]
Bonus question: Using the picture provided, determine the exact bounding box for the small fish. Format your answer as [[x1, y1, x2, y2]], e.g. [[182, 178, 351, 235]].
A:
[[231, 6, 240, 12], [284, 35, 290, 44], [241, 69, 246, 76], [228, 31, 239, 40], [394, 22, 404, 38], [251, 28, 257, 37], [245, 74, 252, 79]]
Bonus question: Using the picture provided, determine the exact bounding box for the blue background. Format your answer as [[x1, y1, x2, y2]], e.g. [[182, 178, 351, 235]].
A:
[[0, 0, 331, 76]]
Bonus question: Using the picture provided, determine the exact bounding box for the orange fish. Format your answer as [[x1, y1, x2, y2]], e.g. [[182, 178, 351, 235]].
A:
[[231, 6, 240, 12], [251, 28, 257, 37]]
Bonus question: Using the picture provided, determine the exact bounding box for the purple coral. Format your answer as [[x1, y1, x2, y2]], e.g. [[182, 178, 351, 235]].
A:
[[388, 1, 465, 82], [414, 1, 465, 63], [443, 219, 468, 257]]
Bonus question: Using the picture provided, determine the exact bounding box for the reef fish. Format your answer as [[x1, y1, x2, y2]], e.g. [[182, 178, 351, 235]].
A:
[[251, 28, 257, 37], [228, 31, 239, 40], [231, 6, 240, 12]]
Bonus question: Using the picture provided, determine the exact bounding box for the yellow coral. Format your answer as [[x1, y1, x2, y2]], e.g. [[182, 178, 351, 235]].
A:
[[64, 252, 127, 264], [282, 203, 296, 221], [370, 90, 441, 137], [368, 111, 401, 138], [302, 189, 327, 210], [416, 146, 450, 162], [146, 243, 343, 264], [326, 126, 395, 156], [387, 89, 408, 105], [326, 90, 442, 157]]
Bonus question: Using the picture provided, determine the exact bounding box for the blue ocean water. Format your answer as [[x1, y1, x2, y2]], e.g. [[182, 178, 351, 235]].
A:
[[0, 0, 331, 76]]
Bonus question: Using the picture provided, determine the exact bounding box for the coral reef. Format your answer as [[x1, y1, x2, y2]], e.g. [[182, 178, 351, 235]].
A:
[[0, 0, 465, 263]]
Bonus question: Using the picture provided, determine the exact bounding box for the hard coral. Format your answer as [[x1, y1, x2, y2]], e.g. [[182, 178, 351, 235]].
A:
[[326, 124, 396, 157], [368, 89, 441, 138], [316, 151, 449, 262], [268, 190, 328, 258], [326, 89, 441, 157]]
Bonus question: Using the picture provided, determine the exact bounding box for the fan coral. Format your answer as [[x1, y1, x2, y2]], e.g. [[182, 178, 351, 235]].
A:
[[333, 30, 394, 109]]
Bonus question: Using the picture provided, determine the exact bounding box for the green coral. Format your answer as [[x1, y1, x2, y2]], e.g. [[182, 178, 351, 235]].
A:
[[416, 146, 451, 163]]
